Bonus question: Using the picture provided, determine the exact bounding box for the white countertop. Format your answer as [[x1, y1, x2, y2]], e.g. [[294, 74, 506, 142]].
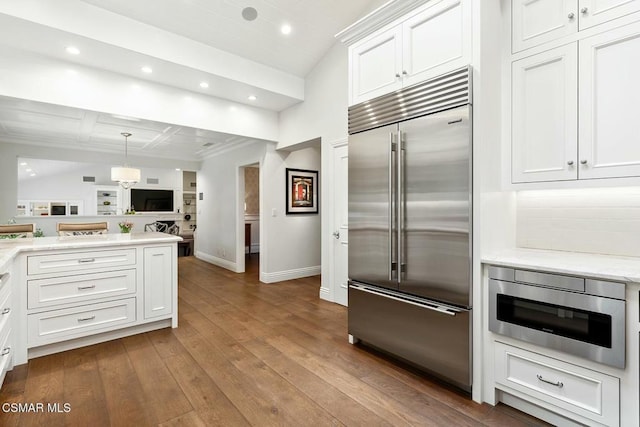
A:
[[0, 232, 181, 271], [482, 247, 640, 283]]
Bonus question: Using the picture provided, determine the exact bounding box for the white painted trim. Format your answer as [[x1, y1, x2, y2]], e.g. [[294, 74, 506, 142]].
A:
[[319, 286, 332, 302], [195, 250, 239, 273], [336, 0, 430, 45], [260, 265, 321, 283], [331, 137, 348, 148], [249, 243, 260, 253], [244, 214, 260, 221]]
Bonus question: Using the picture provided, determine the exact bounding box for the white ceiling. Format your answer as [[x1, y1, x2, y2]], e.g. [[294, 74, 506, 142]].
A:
[[0, 0, 387, 161]]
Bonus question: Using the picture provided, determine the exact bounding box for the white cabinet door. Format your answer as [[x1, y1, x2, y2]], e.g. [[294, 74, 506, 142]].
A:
[[578, 21, 640, 179], [512, 44, 578, 183], [401, 0, 471, 87], [143, 246, 173, 319], [350, 27, 402, 105], [512, 0, 578, 53], [579, 0, 640, 30]]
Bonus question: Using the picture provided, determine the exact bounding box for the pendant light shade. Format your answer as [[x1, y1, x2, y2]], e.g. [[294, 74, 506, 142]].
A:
[[112, 132, 141, 189]]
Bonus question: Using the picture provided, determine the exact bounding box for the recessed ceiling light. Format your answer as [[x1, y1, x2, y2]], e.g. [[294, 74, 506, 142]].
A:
[[30, 173, 36, 177], [65, 46, 80, 55], [25, 168, 32, 172], [242, 7, 258, 21], [281, 24, 292, 35], [19, 162, 27, 166], [248, 95, 257, 101], [141, 66, 153, 74], [175, 168, 181, 171], [199, 82, 209, 88]]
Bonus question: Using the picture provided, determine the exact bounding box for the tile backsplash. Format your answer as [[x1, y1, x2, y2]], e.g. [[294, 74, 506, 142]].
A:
[[516, 187, 640, 257]]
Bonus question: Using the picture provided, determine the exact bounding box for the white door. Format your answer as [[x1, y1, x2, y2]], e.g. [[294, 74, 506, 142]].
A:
[[512, 0, 578, 53], [331, 143, 349, 306], [402, 0, 471, 86], [578, 0, 640, 30], [512, 43, 578, 183], [578, 21, 640, 179], [350, 26, 402, 105]]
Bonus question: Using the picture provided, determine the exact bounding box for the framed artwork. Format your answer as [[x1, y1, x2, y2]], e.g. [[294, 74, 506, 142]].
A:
[[286, 168, 318, 214]]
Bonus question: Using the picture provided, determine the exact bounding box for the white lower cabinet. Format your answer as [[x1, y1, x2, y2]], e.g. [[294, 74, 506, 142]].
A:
[[495, 341, 619, 426], [27, 298, 136, 346], [143, 246, 173, 319], [0, 268, 12, 389]]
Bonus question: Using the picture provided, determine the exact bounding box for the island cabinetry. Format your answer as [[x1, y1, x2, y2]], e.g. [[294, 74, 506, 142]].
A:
[[15, 238, 178, 362], [0, 264, 13, 389], [143, 246, 173, 319]]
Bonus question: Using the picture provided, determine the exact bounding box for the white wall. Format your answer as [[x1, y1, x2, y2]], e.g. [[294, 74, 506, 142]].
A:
[[278, 41, 350, 297], [278, 43, 348, 148]]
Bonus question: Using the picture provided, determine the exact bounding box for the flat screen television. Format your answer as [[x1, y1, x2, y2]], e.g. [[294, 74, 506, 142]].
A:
[[130, 189, 174, 212]]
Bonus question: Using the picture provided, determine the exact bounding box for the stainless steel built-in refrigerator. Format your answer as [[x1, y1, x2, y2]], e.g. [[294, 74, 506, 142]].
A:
[[348, 67, 472, 392]]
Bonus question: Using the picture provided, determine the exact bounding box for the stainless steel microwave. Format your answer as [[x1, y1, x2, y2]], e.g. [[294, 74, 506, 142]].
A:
[[488, 266, 625, 369]]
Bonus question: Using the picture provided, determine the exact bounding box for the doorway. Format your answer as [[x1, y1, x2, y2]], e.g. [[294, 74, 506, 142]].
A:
[[237, 163, 260, 273]]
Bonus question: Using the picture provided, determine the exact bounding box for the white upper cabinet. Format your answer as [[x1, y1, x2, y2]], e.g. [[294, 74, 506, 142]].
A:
[[512, 0, 578, 53], [401, 0, 470, 88], [578, 21, 640, 178], [579, 0, 640, 30], [351, 27, 403, 104], [512, 0, 640, 53], [512, 44, 578, 183], [349, 0, 470, 105]]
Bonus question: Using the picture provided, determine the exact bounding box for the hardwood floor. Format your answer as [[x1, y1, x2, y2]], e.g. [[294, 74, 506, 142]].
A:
[[0, 255, 549, 426]]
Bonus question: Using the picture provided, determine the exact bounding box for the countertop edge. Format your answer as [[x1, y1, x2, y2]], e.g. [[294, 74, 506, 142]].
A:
[[482, 248, 640, 283]]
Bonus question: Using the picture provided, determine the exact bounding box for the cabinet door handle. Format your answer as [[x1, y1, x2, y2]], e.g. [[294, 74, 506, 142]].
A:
[[77, 285, 96, 290], [567, 160, 574, 166], [1, 347, 9, 356], [395, 73, 401, 78], [567, 12, 575, 19], [77, 315, 96, 322], [1, 307, 10, 315], [581, 7, 588, 14], [580, 159, 588, 165], [402, 70, 408, 76], [78, 258, 96, 263], [537, 374, 563, 388]]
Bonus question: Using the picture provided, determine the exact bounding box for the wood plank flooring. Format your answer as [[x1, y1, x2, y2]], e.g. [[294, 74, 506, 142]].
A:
[[0, 256, 549, 426]]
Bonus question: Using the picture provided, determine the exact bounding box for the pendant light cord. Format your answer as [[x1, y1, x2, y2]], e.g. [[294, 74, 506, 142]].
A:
[[121, 132, 132, 166]]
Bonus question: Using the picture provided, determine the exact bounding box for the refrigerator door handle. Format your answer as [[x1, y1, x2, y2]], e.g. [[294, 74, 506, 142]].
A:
[[397, 130, 406, 282], [389, 132, 396, 281], [350, 284, 460, 316]]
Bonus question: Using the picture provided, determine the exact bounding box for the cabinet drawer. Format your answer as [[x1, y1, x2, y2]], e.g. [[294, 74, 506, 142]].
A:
[[0, 327, 11, 385], [27, 249, 136, 276], [0, 286, 10, 338], [28, 269, 136, 309], [28, 298, 136, 346], [495, 342, 619, 426]]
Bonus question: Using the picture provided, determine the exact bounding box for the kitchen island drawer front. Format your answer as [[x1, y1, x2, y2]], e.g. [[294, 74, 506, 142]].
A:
[[495, 342, 619, 426], [28, 298, 136, 346], [0, 286, 11, 336], [28, 269, 136, 309], [27, 249, 136, 276], [0, 327, 11, 385]]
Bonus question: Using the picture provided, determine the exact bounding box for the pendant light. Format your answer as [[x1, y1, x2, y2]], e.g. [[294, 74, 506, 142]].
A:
[[111, 132, 141, 189]]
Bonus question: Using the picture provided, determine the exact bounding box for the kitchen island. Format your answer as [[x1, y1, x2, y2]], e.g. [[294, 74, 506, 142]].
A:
[[0, 232, 180, 388]]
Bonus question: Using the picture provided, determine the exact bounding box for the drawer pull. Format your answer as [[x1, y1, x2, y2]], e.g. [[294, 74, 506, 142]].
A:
[[77, 315, 96, 322], [1, 307, 10, 315], [78, 258, 96, 263], [1, 347, 9, 356], [77, 285, 96, 290], [537, 374, 564, 388]]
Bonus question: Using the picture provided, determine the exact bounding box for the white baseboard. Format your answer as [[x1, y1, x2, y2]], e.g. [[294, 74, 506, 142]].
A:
[[195, 251, 239, 272], [319, 286, 332, 302], [260, 265, 321, 283]]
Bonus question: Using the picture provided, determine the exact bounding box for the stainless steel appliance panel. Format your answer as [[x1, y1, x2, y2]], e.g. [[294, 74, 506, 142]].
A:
[[348, 123, 398, 290], [489, 278, 626, 368], [349, 282, 471, 391], [398, 106, 471, 307]]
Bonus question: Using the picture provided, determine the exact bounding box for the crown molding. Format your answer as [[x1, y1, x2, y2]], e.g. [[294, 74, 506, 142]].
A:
[[335, 0, 431, 45]]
